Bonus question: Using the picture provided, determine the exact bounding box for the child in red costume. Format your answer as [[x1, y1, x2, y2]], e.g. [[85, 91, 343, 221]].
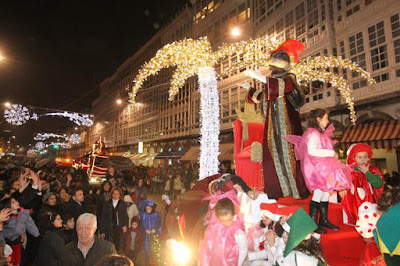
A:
[[342, 143, 384, 225]]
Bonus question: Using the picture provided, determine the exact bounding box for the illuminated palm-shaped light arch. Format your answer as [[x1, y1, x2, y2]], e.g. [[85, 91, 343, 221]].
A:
[[131, 37, 280, 179], [131, 36, 374, 179]]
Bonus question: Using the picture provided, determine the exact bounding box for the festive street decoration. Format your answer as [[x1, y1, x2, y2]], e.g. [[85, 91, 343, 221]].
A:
[[33, 132, 81, 145], [198, 67, 220, 178], [35, 142, 46, 151], [4, 104, 30, 125], [49, 142, 71, 149], [69, 133, 81, 145], [131, 36, 375, 178], [43, 112, 94, 127], [131, 37, 221, 179], [3, 104, 94, 127], [34, 133, 68, 141]]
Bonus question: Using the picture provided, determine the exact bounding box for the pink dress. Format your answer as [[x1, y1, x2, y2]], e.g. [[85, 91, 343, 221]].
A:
[[200, 191, 246, 266], [285, 124, 351, 192]]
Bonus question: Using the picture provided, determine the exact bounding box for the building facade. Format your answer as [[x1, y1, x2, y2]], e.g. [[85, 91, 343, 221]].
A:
[[89, 0, 400, 173]]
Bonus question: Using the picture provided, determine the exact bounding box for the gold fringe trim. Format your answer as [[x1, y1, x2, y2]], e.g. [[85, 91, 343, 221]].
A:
[[251, 141, 263, 163]]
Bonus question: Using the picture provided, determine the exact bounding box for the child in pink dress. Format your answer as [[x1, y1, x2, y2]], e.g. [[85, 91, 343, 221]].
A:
[[285, 108, 351, 234], [200, 190, 248, 266]]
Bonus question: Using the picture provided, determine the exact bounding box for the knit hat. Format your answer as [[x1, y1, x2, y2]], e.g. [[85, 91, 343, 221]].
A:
[[42, 191, 55, 203], [131, 216, 140, 225], [283, 207, 318, 257], [346, 143, 373, 165], [355, 202, 380, 238], [123, 195, 133, 203]]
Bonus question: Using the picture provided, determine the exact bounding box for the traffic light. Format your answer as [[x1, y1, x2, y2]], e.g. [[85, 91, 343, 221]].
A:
[[53, 145, 59, 149]]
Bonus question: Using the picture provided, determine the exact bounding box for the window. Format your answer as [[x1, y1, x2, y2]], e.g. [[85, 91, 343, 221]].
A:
[[346, 4, 359, 17], [337, 0, 342, 11], [349, 32, 364, 56], [373, 73, 389, 83], [365, 0, 376, 5], [346, 0, 356, 5], [369, 21, 388, 70], [285, 11, 294, 39], [339, 40, 348, 79], [368, 21, 385, 47], [371, 46, 388, 70], [296, 3, 306, 36], [307, 0, 319, 30], [349, 32, 365, 77], [396, 69, 400, 77], [391, 14, 400, 63]]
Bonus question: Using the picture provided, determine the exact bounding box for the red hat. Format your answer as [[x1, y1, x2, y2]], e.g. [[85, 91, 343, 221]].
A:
[[346, 143, 373, 165], [260, 203, 299, 221]]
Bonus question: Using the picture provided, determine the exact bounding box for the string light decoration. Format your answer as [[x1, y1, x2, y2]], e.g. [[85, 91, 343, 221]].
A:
[[35, 142, 46, 151], [43, 112, 94, 127], [49, 142, 71, 149], [4, 104, 94, 127], [131, 37, 222, 179], [30, 113, 39, 121], [34, 133, 68, 141], [69, 133, 81, 145], [4, 104, 30, 125], [198, 67, 220, 178], [131, 37, 375, 178]]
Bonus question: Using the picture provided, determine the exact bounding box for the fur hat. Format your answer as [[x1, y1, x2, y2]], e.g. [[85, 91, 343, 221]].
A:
[[123, 195, 133, 203]]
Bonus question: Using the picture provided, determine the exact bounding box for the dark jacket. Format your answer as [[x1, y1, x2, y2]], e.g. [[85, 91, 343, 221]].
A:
[[36, 229, 65, 266], [65, 200, 85, 223], [61, 236, 117, 266], [99, 199, 128, 236]]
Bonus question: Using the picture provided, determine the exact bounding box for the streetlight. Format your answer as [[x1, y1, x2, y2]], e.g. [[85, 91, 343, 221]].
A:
[[231, 27, 241, 37], [0, 54, 4, 61], [116, 99, 123, 105], [4, 102, 11, 108]]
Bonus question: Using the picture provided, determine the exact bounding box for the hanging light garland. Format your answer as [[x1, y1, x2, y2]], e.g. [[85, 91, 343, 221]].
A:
[[34, 133, 68, 141], [3, 105, 94, 127], [42, 112, 94, 127]]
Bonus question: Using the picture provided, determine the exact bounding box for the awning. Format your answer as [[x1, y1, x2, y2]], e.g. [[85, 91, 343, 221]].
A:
[[180, 143, 234, 161], [127, 153, 158, 161], [341, 120, 400, 150], [154, 150, 186, 159]]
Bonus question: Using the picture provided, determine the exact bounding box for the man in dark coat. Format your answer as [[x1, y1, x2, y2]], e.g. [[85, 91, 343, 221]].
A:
[[62, 213, 117, 266], [65, 188, 85, 224]]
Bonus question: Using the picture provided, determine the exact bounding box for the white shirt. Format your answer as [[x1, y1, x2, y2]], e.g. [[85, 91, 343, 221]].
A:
[[234, 229, 248, 266], [307, 131, 335, 157]]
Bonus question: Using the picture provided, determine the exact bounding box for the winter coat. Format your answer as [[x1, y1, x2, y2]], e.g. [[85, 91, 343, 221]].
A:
[[36, 229, 65, 266], [126, 204, 139, 226], [2, 208, 39, 242], [65, 200, 85, 224], [61, 236, 117, 266], [121, 227, 143, 255], [99, 199, 129, 237]]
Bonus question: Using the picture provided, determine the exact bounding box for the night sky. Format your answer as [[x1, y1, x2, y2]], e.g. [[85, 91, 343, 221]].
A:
[[0, 0, 189, 145]]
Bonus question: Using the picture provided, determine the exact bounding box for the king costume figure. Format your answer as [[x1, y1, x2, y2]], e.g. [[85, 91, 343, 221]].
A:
[[245, 40, 309, 200]]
